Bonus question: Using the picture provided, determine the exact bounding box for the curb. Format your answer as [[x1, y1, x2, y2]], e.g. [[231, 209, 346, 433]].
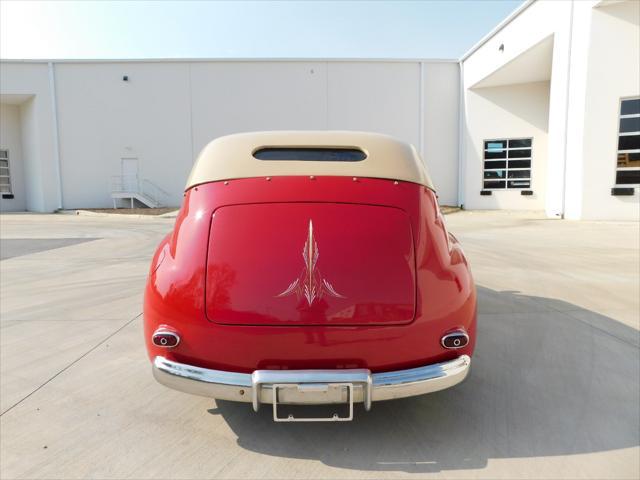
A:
[[58, 209, 178, 219]]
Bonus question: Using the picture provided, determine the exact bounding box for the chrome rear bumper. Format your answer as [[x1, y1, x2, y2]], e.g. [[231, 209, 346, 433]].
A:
[[152, 355, 471, 411]]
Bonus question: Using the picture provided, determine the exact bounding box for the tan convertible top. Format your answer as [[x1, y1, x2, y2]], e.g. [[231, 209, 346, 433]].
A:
[[186, 131, 434, 190]]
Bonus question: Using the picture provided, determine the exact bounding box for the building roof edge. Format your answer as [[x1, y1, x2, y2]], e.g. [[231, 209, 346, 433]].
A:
[[460, 0, 537, 62]]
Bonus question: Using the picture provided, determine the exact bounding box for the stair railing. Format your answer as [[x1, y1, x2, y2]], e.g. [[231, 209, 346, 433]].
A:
[[140, 178, 171, 207], [111, 174, 140, 194], [110, 175, 170, 207]]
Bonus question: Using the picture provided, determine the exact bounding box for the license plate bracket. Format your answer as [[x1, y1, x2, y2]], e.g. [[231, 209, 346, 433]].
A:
[[272, 383, 354, 422]]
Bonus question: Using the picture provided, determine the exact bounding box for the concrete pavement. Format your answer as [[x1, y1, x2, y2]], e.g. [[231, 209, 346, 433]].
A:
[[0, 211, 638, 479]]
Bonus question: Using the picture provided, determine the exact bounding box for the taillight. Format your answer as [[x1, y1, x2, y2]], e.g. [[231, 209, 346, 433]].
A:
[[441, 329, 469, 349], [152, 328, 180, 348]]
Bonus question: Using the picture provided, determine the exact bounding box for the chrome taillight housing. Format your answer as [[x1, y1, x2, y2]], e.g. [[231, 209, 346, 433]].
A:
[[441, 329, 469, 349], [152, 328, 180, 348]]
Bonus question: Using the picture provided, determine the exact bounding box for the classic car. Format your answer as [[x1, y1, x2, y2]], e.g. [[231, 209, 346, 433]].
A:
[[144, 131, 476, 422]]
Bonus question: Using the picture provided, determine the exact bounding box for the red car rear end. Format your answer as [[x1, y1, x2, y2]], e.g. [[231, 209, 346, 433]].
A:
[[144, 132, 476, 421]]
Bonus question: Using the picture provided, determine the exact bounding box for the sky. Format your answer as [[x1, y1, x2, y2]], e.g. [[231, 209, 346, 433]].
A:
[[0, 0, 525, 60]]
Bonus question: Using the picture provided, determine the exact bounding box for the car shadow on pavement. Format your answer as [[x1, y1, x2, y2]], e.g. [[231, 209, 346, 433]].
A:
[[212, 286, 640, 474]]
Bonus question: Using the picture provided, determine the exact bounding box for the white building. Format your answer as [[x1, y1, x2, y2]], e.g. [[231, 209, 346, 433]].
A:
[[1, 0, 638, 220]]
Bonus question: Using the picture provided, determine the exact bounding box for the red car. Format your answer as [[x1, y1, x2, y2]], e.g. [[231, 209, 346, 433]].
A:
[[144, 131, 476, 422]]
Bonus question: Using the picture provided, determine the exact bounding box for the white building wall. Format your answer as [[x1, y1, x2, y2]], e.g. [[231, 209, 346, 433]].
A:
[[461, 0, 574, 216], [462, 0, 639, 220], [191, 61, 431, 190], [54, 62, 193, 208], [190, 61, 327, 156], [422, 63, 460, 206], [0, 63, 60, 212], [0, 103, 26, 211], [327, 62, 420, 146], [578, 0, 640, 220], [462, 1, 570, 88], [463, 81, 550, 210], [546, 3, 579, 219], [2, 59, 457, 210], [560, 0, 619, 220]]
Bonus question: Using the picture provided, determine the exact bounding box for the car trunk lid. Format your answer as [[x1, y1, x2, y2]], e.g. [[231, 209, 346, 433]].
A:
[[205, 202, 415, 326]]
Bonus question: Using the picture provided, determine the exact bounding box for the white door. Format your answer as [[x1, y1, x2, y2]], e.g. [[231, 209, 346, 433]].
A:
[[121, 158, 139, 192]]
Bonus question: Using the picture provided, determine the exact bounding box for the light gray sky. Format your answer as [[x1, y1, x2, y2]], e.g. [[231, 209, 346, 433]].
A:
[[0, 1, 524, 60]]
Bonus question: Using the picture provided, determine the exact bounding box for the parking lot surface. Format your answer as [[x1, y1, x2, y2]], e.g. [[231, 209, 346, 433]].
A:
[[1, 211, 638, 479]]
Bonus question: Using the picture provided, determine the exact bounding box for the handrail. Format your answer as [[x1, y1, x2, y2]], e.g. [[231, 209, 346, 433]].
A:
[[140, 178, 170, 206], [111, 174, 139, 193], [110, 174, 169, 207]]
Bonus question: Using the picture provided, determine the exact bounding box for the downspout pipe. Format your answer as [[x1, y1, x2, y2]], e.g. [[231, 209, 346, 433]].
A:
[[457, 60, 465, 208], [559, 0, 575, 219], [48, 62, 63, 210], [419, 61, 425, 163]]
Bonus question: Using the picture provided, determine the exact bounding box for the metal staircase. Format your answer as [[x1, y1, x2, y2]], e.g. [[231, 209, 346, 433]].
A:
[[111, 175, 170, 209]]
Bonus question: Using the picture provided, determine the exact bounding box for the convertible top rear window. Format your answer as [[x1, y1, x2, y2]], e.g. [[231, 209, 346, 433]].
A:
[[253, 148, 366, 162]]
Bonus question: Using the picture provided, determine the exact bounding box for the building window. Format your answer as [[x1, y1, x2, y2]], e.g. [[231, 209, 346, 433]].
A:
[[483, 138, 532, 190], [0, 150, 11, 195], [616, 97, 640, 185]]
